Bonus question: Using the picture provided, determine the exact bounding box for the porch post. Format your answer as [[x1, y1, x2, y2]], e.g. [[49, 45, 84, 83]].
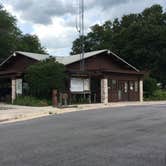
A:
[[139, 79, 143, 102], [101, 78, 108, 104], [11, 78, 16, 103]]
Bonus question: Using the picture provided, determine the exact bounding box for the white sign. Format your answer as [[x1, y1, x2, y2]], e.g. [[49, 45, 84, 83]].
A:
[[16, 79, 22, 95], [70, 78, 90, 92], [83, 79, 90, 91]]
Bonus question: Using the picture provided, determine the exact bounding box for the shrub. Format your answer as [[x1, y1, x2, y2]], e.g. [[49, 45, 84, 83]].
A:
[[24, 57, 66, 99], [145, 90, 166, 101], [13, 96, 50, 107], [143, 77, 158, 97]]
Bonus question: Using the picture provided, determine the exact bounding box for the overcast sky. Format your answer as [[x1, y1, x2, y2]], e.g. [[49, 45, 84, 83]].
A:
[[1, 0, 166, 56]]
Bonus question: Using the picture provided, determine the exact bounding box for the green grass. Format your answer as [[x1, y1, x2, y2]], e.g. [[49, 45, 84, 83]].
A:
[[13, 96, 50, 107], [144, 90, 166, 101]]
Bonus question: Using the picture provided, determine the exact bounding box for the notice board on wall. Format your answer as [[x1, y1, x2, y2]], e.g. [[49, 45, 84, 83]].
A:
[[16, 79, 22, 95], [70, 78, 90, 92]]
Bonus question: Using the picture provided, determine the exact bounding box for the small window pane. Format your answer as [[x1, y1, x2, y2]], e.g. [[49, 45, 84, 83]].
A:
[[112, 80, 116, 85], [108, 79, 111, 87], [124, 82, 128, 93], [135, 81, 138, 92], [111, 80, 117, 90], [130, 82, 134, 91]]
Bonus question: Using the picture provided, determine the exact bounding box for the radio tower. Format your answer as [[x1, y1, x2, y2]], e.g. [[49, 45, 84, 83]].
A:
[[76, 0, 85, 71]]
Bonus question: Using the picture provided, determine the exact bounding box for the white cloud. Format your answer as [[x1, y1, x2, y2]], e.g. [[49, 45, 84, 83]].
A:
[[1, 0, 166, 56], [32, 16, 77, 56]]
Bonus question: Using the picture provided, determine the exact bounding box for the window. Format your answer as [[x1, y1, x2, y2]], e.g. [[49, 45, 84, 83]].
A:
[[124, 82, 128, 93], [112, 80, 116, 85], [108, 79, 111, 88], [112, 80, 117, 90], [108, 79, 117, 90], [130, 82, 134, 91], [135, 81, 138, 92]]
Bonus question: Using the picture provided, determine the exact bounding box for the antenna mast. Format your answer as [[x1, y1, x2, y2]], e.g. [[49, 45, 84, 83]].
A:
[[76, 0, 85, 71], [81, 0, 84, 71]]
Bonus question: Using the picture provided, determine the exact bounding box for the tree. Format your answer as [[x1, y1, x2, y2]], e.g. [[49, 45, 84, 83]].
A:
[[0, 5, 46, 63], [24, 58, 66, 99], [0, 5, 21, 62], [71, 4, 166, 87], [17, 34, 46, 54], [70, 21, 113, 55], [143, 77, 158, 97]]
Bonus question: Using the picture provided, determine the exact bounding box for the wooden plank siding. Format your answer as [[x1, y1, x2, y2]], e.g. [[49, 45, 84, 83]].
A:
[[66, 52, 143, 102]]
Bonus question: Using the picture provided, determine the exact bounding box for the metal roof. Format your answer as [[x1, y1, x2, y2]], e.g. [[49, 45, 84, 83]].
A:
[[0, 49, 139, 72], [56, 49, 107, 65], [16, 51, 50, 61], [0, 51, 50, 67]]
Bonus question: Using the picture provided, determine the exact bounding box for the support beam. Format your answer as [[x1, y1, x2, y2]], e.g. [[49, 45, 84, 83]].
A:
[[11, 78, 16, 103], [101, 78, 108, 104], [139, 79, 143, 102]]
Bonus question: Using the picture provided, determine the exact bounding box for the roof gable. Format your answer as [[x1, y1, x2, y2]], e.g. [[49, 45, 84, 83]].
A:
[[0, 50, 139, 72]]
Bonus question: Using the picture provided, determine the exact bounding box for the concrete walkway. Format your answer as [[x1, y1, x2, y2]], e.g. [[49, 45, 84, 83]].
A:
[[0, 101, 166, 124]]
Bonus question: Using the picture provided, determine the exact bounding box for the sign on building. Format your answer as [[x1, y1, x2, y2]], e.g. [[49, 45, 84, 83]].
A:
[[16, 79, 22, 95], [70, 78, 90, 92]]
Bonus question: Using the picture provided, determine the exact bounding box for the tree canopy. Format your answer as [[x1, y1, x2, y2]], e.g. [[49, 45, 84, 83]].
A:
[[0, 5, 46, 63], [24, 58, 66, 99], [71, 4, 166, 87]]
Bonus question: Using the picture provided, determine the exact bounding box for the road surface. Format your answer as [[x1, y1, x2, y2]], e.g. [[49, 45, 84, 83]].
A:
[[0, 104, 166, 166]]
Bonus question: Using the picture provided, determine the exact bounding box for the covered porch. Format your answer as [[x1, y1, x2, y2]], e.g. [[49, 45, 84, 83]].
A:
[[0, 71, 23, 103], [68, 70, 144, 104]]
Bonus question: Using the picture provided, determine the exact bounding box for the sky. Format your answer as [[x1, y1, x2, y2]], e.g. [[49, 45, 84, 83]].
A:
[[1, 0, 166, 56]]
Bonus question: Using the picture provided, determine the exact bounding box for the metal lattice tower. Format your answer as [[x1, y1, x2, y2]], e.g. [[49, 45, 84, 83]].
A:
[[75, 0, 85, 71]]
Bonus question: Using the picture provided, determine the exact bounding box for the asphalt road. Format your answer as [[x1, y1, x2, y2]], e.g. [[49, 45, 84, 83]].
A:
[[0, 104, 166, 166]]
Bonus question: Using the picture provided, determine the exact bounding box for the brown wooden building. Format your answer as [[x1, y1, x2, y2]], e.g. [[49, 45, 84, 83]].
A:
[[0, 50, 144, 103]]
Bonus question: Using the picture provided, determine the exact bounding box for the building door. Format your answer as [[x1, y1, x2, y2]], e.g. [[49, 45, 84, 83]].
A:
[[0, 78, 11, 102], [118, 80, 129, 101], [108, 79, 139, 102], [128, 80, 139, 101], [91, 77, 101, 103], [108, 79, 129, 102], [108, 79, 118, 102]]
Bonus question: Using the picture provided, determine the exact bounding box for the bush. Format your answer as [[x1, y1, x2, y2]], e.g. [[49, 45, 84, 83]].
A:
[[24, 57, 66, 99], [143, 77, 158, 97], [144, 90, 166, 101], [13, 96, 50, 107]]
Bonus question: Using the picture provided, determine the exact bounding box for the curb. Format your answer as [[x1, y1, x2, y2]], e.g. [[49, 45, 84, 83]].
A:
[[0, 101, 166, 124]]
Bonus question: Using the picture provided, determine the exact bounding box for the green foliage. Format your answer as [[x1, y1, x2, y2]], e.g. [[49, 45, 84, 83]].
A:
[[144, 90, 166, 101], [13, 96, 49, 107], [24, 58, 66, 99], [143, 77, 158, 97], [0, 5, 46, 63], [17, 34, 46, 54], [71, 4, 166, 87]]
